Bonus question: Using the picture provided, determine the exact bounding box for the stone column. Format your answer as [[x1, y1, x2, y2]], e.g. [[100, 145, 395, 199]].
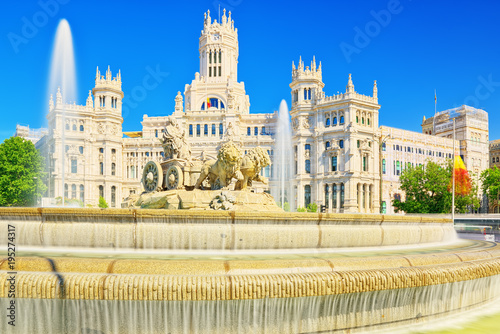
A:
[[328, 184, 333, 213], [357, 183, 362, 212], [364, 184, 369, 212]]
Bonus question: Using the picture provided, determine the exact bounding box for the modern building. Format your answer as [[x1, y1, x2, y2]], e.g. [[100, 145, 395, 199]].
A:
[[35, 9, 492, 213]]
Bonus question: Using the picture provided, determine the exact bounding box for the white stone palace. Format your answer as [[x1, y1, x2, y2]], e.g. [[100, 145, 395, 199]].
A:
[[34, 9, 491, 212]]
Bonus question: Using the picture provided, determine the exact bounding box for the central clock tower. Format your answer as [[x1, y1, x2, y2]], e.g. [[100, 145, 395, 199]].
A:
[[199, 9, 239, 82]]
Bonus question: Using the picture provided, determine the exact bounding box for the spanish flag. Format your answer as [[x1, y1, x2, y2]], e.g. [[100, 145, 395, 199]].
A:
[[451, 156, 472, 196], [207, 97, 211, 108]]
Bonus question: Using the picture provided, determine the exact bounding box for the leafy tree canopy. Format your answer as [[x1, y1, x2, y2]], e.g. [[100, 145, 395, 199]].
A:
[[481, 166, 500, 202], [393, 160, 479, 214], [0, 137, 46, 207]]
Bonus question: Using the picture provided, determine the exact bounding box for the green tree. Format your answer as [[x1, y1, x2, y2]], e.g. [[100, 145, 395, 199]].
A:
[[306, 203, 318, 212], [0, 137, 46, 207], [393, 160, 479, 214], [481, 166, 500, 203], [98, 196, 109, 208]]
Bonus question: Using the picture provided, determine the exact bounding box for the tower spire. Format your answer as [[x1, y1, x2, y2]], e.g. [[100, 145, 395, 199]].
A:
[[95, 66, 100, 81], [373, 80, 378, 99], [346, 73, 354, 93]]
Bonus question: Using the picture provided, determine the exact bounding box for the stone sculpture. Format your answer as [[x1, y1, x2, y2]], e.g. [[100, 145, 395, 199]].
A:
[[161, 116, 191, 160], [234, 147, 271, 191], [194, 141, 244, 190]]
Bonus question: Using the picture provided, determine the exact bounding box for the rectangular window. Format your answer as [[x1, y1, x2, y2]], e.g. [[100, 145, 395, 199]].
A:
[[254, 127, 258, 136], [332, 156, 337, 172], [189, 124, 193, 136], [219, 66, 221, 77], [363, 156, 367, 171], [204, 124, 208, 136], [382, 159, 386, 174], [305, 160, 311, 173], [212, 124, 216, 135], [209, 67, 212, 77], [100, 162, 104, 175], [247, 127, 251, 136], [332, 185, 337, 208], [71, 159, 77, 173], [196, 124, 201, 137]]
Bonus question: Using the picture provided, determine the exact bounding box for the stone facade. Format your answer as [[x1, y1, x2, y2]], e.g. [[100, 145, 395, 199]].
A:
[[35, 9, 492, 212]]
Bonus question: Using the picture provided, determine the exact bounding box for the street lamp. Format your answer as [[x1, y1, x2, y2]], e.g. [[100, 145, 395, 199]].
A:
[[379, 133, 391, 213]]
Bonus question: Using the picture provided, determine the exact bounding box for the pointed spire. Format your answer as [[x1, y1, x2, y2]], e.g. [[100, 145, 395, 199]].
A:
[[318, 61, 322, 72], [346, 73, 354, 93], [312, 56, 316, 71], [56, 87, 62, 104], [106, 66, 111, 81], [49, 94, 54, 110], [292, 61, 296, 70], [228, 11, 232, 26], [86, 90, 93, 107], [95, 66, 100, 81], [117, 69, 122, 82], [222, 8, 227, 25], [373, 80, 378, 99], [298, 56, 304, 70], [206, 10, 211, 25]]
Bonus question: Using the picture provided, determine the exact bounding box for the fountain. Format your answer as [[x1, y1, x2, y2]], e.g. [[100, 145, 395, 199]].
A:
[[48, 19, 77, 206], [1, 131, 500, 333], [271, 100, 295, 211], [2, 17, 500, 334]]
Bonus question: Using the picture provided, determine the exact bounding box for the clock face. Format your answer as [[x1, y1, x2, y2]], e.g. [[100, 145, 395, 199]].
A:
[[212, 33, 220, 41]]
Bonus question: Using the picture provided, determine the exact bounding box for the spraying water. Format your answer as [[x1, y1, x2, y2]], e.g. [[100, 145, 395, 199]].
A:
[[271, 100, 295, 211], [48, 19, 77, 205]]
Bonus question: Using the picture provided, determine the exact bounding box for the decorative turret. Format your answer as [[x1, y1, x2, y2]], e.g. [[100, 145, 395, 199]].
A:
[[92, 66, 124, 114], [86, 90, 93, 107], [290, 56, 325, 106], [175, 91, 183, 113], [199, 9, 239, 82], [56, 87, 62, 105], [373, 80, 378, 100], [346, 74, 355, 93]]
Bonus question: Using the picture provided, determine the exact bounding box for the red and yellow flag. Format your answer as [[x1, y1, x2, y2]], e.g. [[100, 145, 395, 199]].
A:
[[207, 97, 211, 108], [451, 156, 472, 196]]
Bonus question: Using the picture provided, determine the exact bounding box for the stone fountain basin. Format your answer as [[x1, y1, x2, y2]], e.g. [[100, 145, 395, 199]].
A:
[[0, 208, 455, 249]]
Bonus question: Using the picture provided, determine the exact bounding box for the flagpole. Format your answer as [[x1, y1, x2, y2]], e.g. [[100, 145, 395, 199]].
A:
[[452, 118, 455, 222], [433, 90, 437, 135]]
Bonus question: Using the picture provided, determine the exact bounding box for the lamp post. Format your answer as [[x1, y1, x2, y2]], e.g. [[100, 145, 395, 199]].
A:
[[379, 133, 391, 213]]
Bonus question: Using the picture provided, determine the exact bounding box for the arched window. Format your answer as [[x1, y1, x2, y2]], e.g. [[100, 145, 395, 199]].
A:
[[212, 124, 216, 135], [247, 127, 251, 136], [65, 124, 69, 130], [79, 146, 83, 154], [305, 160, 311, 173], [219, 123, 223, 135], [497, 157, 499, 162], [204, 124, 208, 136], [339, 140, 344, 149], [99, 185, 104, 199], [340, 116, 344, 124], [80, 185, 84, 202], [361, 117, 364, 125], [254, 127, 258, 136], [131, 166, 135, 179], [308, 88, 312, 100], [304, 88, 308, 100], [71, 184, 76, 199], [357, 140, 360, 148], [325, 141, 330, 150], [325, 185, 329, 209], [356, 116, 359, 123], [333, 117, 337, 126], [111, 186, 116, 207], [189, 124, 193, 136], [80, 125, 84, 132], [155, 129, 158, 137], [326, 118, 331, 127], [396, 161, 401, 175], [111, 163, 116, 176], [196, 124, 201, 137], [100, 162, 104, 175], [261, 126, 266, 135], [201, 102, 205, 110], [367, 119, 370, 126], [304, 185, 311, 207], [72, 124, 76, 131]]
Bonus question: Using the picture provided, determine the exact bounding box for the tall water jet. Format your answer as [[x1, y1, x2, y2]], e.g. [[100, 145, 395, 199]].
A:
[[271, 100, 295, 211], [48, 19, 77, 206]]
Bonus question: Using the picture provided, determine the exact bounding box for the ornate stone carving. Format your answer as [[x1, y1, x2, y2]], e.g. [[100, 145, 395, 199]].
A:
[[194, 141, 244, 190], [234, 147, 271, 191], [161, 116, 192, 160]]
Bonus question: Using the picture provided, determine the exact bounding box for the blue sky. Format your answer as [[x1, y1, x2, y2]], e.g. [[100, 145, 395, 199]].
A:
[[1, 0, 499, 143]]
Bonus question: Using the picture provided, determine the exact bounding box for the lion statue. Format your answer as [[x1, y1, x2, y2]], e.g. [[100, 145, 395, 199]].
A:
[[234, 147, 271, 191], [194, 141, 244, 190]]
